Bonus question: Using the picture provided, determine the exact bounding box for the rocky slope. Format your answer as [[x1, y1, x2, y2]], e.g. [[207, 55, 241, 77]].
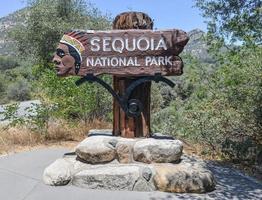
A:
[[184, 29, 213, 63], [0, 8, 28, 55]]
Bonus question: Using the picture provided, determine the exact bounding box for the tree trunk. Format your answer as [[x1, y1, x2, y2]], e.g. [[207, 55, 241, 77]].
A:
[[112, 12, 153, 138]]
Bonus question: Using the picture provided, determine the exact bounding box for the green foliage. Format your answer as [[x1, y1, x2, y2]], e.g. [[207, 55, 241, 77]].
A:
[[0, 74, 6, 97], [153, 45, 262, 163], [0, 101, 55, 135], [0, 103, 25, 128], [10, 0, 111, 65], [155, 0, 262, 164], [34, 66, 112, 122], [0, 56, 19, 71], [25, 102, 54, 134], [6, 78, 31, 101], [222, 137, 260, 164], [0, 63, 34, 104], [195, 0, 262, 46], [5, 0, 112, 122], [152, 55, 213, 136], [151, 83, 164, 113]]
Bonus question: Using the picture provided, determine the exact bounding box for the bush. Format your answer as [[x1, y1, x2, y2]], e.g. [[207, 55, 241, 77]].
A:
[[7, 0, 112, 122], [6, 78, 31, 101], [10, 0, 111, 65], [34, 66, 112, 122], [0, 56, 19, 71], [153, 46, 262, 164], [0, 74, 6, 95], [0, 103, 25, 128]]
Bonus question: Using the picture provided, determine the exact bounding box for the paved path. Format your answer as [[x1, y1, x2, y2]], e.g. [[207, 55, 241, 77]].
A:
[[0, 148, 261, 200]]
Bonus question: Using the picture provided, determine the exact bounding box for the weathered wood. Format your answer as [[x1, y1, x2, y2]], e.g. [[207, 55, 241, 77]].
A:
[[52, 11, 189, 138], [78, 56, 183, 77], [112, 77, 120, 136], [78, 29, 189, 56], [55, 28, 188, 77], [112, 12, 154, 138]]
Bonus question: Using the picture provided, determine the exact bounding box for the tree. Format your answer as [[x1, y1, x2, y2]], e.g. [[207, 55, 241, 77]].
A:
[[35, 69, 112, 122], [153, 1, 262, 163], [10, 0, 111, 65], [8, 0, 112, 121], [0, 56, 19, 71], [6, 78, 31, 101], [195, 0, 262, 46], [0, 74, 6, 102]]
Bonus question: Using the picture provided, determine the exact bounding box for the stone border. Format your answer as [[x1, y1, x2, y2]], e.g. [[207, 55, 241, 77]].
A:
[[43, 132, 216, 193]]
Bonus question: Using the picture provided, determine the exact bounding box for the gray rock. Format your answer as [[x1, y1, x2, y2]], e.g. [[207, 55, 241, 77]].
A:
[[72, 164, 155, 191], [132, 178, 155, 191], [116, 139, 136, 163], [108, 138, 118, 148], [43, 158, 73, 186], [43, 150, 216, 193], [153, 163, 216, 193], [43, 135, 216, 193], [133, 138, 183, 163], [75, 136, 117, 164], [142, 167, 153, 181], [43, 155, 91, 186]]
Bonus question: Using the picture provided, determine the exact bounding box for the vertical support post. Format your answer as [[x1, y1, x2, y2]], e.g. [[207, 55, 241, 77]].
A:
[[112, 12, 153, 138]]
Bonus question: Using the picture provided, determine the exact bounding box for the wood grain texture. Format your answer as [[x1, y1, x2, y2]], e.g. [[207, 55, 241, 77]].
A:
[[77, 56, 183, 77], [69, 28, 189, 77], [79, 29, 189, 57], [112, 12, 153, 138]]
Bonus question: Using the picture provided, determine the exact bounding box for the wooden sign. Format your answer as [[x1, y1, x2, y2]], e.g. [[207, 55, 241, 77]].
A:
[[53, 29, 189, 77]]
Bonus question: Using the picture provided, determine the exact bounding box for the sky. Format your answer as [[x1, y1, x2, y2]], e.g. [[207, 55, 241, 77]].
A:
[[0, 0, 207, 32]]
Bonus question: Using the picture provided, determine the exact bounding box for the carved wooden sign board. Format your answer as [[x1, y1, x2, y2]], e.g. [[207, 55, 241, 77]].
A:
[[53, 29, 189, 77]]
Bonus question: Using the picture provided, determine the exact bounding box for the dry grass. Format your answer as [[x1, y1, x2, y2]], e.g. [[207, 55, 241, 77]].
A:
[[0, 119, 111, 155], [180, 138, 222, 160]]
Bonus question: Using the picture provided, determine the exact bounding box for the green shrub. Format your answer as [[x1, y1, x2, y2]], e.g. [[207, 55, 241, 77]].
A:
[[0, 56, 19, 71], [34, 66, 112, 122], [6, 78, 31, 101], [153, 46, 262, 164]]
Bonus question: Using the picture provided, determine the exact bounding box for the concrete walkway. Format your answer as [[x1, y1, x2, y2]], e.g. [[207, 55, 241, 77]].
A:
[[0, 148, 261, 200]]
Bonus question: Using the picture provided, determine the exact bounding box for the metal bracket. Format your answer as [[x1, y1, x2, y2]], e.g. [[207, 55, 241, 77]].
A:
[[75, 74, 175, 117]]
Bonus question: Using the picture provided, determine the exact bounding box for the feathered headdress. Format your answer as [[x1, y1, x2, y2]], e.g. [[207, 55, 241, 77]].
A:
[[60, 31, 87, 62]]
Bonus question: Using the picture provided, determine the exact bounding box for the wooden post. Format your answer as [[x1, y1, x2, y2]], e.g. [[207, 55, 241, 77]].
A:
[[112, 12, 153, 138], [53, 13, 189, 138]]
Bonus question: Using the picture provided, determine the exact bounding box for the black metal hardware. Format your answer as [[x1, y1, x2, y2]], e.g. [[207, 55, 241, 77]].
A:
[[75, 74, 175, 117], [127, 99, 143, 117]]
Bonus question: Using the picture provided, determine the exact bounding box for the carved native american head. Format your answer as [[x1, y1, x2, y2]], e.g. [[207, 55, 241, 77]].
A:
[[52, 31, 87, 77]]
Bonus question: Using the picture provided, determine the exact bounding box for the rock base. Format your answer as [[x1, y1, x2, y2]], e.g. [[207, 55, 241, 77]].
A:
[[43, 130, 216, 193]]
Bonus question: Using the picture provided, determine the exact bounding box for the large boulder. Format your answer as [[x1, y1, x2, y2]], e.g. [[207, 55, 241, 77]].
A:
[[133, 138, 183, 163], [43, 134, 216, 193], [75, 136, 117, 164], [43, 155, 91, 186], [43, 149, 216, 193], [116, 139, 136, 163], [43, 158, 72, 186], [72, 164, 156, 191], [153, 162, 216, 193]]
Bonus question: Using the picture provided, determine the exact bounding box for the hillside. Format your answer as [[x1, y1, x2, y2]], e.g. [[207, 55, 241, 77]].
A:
[[0, 8, 211, 61], [0, 8, 28, 55], [184, 29, 213, 63]]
